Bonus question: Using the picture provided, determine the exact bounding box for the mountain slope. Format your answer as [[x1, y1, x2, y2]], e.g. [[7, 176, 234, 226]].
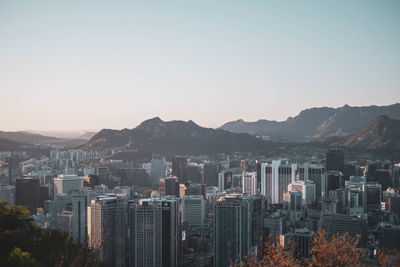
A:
[[219, 103, 400, 141], [0, 131, 86, 148], [329, 115, 400, 150], [82, 117, 271, 154]]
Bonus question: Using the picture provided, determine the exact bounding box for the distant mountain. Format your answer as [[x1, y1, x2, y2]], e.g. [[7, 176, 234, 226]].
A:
[[219, 103, 400, 141], [0, 131, 86, 148], [323, 115, 400, 150], [219, 119, 281, 134], [0, 137, 28, 151], [78, 131, 97, 140], [82, 117, 271, 154]]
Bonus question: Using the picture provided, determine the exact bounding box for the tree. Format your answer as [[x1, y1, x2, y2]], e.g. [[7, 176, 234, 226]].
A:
[[309, 229, 367, 267], [241, 235, 300, 267], [0, 201, 103, 267]]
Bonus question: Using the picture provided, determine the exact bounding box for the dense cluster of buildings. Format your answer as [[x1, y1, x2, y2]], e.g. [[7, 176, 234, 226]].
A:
[[0, 148, 400, 266]]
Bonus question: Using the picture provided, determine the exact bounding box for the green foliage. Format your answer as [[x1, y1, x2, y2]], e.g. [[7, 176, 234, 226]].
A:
[[0, 201, 103, 267]]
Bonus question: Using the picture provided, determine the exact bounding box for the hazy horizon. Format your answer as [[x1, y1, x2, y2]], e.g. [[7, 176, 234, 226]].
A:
[[1, 1, 399, 131]]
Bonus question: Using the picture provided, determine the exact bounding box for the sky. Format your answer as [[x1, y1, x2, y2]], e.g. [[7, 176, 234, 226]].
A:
[[0, 0, 399, 132]]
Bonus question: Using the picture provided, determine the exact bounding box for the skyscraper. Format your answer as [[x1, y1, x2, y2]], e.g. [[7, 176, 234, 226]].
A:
[[261, 160, 294, 204], [326, 149, 345, 173], [88, 195, 126, 267], [72, 192, 90, 244], [53, 174, 83, 198], [182, 195, 205, 227], [214, 195, 263, 266], [242, 172, 257, 195], [128, 197, 180, 267], [288, 180, 316, 205], [151, 154, 165, 186], [159, 177, 180, 197], [128, 200, 162, 267], [172, 156, 188, 183], [15, 177, 40, 213]]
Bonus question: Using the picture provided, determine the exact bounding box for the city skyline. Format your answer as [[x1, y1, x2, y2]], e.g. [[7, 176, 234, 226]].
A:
[[1, 0, 399, 131]]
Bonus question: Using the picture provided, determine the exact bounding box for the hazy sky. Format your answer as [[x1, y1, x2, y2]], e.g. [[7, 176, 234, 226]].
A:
[[1, 0, 399, 132]]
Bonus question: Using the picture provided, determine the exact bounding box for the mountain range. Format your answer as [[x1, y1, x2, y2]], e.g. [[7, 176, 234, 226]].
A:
[[81, 117, 271, 155], [219, 103, 400, 141], [0, 131, 87, 148], [317, 115, 400, 150]]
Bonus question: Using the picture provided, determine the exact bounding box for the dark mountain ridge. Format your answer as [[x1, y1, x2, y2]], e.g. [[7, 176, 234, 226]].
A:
[[82, 117, 272, 154], [219, 103, 400, 141]]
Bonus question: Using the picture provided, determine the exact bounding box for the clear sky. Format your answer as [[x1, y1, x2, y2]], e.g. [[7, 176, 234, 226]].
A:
[[0, 0, 399, 132]]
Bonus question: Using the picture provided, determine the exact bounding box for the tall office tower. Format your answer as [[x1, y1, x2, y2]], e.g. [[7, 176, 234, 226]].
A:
[[260, 160, 294, 204], [53, 174, 83, 198], [264, 211, 287, 238], [88, 196, 127, 267], [218, 171, 233, 192], [366, 182, 382, 210], [345, 176, 367, 214], [159, 177, 179, 196], [187, 163, 204, 184], [288, 180, 316, 205], [326, 171, 343, 194], [214, 195, 263, 267], [182, 195, 205, 227], [320, 213, 367, 246], [57, 210, 73, 233], [72, 192, 90, 244], [15, 177, 40, 213], [128, 197, 180, 267], [160, 197, 180, 267], [96, 166, 109, 184], [151, 154, 165, 186], [283, 191, 303, 224], [297, 163, 326, 199], [285, 229, 314, 259], [393, 164, 400, 189], [83, 174, 100, 188], [375, 169, 393, 190], [326, 149, 345, 173], [0, 184, 14, 205], [242, 172, 257, 195], [128, 200, 162, 267], [172, 156, 188, 183], [203, 163, 220, 186]]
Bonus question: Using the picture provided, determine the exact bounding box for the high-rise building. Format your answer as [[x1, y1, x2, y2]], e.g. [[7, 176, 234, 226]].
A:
[[128, 197, 180, 267], [15, 177, 40, 213], [345, 176, 367, 214], [263, 211, 287, 238], [242, 172, 257, 195], [182, 195, 205, 227], [288, 180, 316, 205], [214, 195, 263, 267], [0, 184, 14, 205], [172, 156, 188, 183], [72, 192, 91, 244], [159, 177, 180, 196], [53, 174, 83, 198], [326, 171, 343, 194], [151, 154, 165, 186], [298, 164, 326, 198], [218, 171, 233, 192], [260, 160, 294, 204], [88, 195, 127, 267], [320, 213, 367, 246], [57, 210, 73, 233], [326, 149, 345, 173], [203, 163, 220, 186], [128, 199, 162, 267], [366, 182, 381, 211], [283, 191, 303, 224]]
